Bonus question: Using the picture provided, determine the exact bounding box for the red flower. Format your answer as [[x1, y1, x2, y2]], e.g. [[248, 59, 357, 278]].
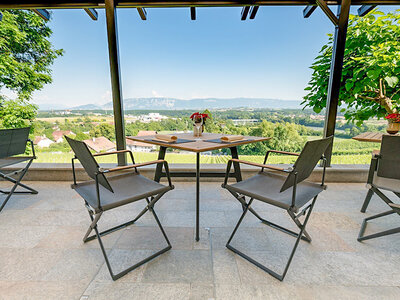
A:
[[385, 113, 400, 122], [190, 112, 209, 122]]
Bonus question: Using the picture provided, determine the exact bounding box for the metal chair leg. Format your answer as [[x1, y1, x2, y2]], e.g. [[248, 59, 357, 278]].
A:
[[0, 160, 36, 213], [226, 196, 317, 281], [83, 192, 166, 243], [361, 189, 374, 213], [227, 189, 311, 242], [84, 194, 171, 281], [358, 210, 400, 241]]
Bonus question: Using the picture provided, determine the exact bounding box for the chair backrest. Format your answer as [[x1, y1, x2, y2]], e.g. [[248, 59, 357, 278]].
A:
[[65, 136, 113, 193], [280, 136, 333, 192], [376, 135, 400, 180], [0, 127, 30, 159]]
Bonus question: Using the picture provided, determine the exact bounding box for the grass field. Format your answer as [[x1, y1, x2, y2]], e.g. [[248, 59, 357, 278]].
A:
[[34, 152, 373, 165], [34, 137, 376, 165]]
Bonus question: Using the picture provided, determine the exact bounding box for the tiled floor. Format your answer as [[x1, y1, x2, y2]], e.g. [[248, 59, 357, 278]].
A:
[[0, 181, 399, 300]]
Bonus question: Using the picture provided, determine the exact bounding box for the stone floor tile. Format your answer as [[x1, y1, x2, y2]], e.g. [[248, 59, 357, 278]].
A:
[[215, 284, 313, 300], [115, 226, 193, 250], [0, 193, 41, 211], [84, 282, 191, 300], [0, 280, 88, 300], [142, 250, 213, 284], [34, 225, 122, 250], [0, 181, 399, 299], [212, 250, 240, 284], [88, 249, 152, 283], [43, 249, 104, 281], [0, 248, 62, 281], [0, 225, 56, 248], [190, 283, 215, 300], [310, 286, 400, 300]]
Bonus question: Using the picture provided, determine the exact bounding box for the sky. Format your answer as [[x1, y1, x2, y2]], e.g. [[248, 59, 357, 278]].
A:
[[4, 5, 398, 107]]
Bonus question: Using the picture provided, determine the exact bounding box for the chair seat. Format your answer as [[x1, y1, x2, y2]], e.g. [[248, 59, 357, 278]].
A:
[[225, 172, 324, 212], [0, 157, 34, 168], [372, 172, 400, 193], [73, 172, 172, 212]]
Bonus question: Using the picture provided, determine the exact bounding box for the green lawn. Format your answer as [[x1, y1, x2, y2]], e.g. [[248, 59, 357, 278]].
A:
[[34, 137, 376, 165]]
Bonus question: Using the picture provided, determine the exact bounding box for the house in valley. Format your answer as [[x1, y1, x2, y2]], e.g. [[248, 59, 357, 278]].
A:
[[84, 137, 115, 153], [126, 131, 157, 152], [34, 136, 54, 148]]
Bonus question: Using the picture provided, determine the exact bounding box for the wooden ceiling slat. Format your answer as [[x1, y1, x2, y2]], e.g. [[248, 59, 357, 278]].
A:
[[1, 1, 400, 9]]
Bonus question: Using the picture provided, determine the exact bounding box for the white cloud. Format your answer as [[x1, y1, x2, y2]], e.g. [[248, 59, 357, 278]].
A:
[[101, 90, 112, 104], [152, 90, 163, 97]]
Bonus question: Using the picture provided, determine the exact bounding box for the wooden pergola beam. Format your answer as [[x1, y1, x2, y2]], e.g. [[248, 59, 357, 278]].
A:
[[249, 6, 259, 19], [241, 6, 250, 20], [316, 0, 338, 25], [358, 4, 377, 16], [190, 7, 196, 20], [32, 8, 50, 20], [137, 7, 147, 20], [303, 5, 317, 18], [84, 8, 98, 20], [1, 1, 399, 9]]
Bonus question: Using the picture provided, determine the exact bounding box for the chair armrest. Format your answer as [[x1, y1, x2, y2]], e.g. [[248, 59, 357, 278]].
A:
[[93, 149, 135, 165], [100, 159, 173, 188], [230, 158, 290, 173], [372, 149, 380, 158], [100, 160, 165, 173], [389, 203, 400, 209], [266, 150, 300, 157], [93, 149, 132, 157]]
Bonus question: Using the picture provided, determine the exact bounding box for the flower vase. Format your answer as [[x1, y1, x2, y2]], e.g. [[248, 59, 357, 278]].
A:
[[193, 115, 204, 138], [193, 122, 203, 137], [386, 121, 400, 135]]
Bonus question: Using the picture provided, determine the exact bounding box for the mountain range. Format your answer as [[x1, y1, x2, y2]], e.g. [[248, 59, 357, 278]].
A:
[[39, 97, 302, 111]]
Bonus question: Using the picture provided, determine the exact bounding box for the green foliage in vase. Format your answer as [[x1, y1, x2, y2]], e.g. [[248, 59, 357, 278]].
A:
[[303, 10, 400, 126]]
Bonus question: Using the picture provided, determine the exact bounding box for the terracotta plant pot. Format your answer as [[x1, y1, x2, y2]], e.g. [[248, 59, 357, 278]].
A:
[[386, 121, 400, 135]]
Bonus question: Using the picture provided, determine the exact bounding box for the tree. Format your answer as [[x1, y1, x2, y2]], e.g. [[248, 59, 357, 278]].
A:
[[303, 10, 400, 126], [0, 10, 64, 100], [0, 10, 63, 129], [90, 123, 115, 140], [0, 97, 37, 128]]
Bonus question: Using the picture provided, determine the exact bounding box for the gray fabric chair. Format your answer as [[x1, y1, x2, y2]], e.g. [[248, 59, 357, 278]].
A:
[[358, 135, 400, 242], [0, 127, 37, 212], [66, 136, 174, 281], [222, 136, 333, 281]]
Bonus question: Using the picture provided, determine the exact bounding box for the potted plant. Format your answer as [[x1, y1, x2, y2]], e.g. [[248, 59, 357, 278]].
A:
[[190, 111, 211, 137], [385, 113, 400, 134]]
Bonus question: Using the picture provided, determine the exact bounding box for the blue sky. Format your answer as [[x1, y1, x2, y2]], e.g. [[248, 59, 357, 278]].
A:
[[26, 6, 396, 107]]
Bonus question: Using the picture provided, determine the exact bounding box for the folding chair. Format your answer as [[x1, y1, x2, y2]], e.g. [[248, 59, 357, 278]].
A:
[[66, 136, 174, 281], [0, 127, 37, 212], [222, 136, 333, 281], [358, 135, 400, 242]]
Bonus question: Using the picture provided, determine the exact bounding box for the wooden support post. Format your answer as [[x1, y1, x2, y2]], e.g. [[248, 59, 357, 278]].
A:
[[105, 0, 127, 166], [323, 0, 351, 166]]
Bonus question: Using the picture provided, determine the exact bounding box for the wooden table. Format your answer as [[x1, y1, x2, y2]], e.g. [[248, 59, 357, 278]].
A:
[[127, 132, 270, 241], [352, 132, 387, 143]]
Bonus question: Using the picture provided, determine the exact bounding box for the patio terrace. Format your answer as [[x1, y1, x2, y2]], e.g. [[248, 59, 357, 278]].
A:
[[1, 180, 399, 299]]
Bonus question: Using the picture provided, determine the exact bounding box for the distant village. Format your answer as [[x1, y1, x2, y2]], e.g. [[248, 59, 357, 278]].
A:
[[33, 112, 171, 153], [34, 129, 158, 153]]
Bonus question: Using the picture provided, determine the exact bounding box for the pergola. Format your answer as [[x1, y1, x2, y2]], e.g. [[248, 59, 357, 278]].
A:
[[1, 0, 399, 166]]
